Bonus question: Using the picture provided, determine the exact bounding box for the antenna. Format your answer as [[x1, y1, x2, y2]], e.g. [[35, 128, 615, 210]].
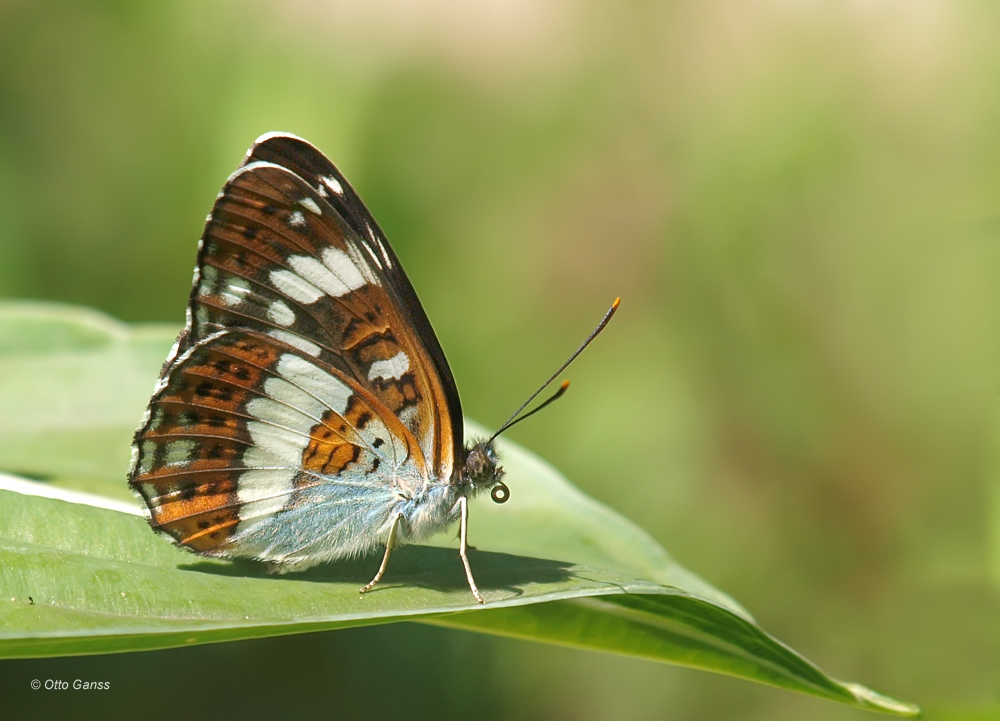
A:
[[489, 297, 620, 443]]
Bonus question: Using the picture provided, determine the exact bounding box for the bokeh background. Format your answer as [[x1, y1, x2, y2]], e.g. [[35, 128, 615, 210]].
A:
[[1, 1, 998, 719]]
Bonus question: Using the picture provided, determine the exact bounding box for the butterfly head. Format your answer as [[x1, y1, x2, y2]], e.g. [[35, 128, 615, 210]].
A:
[[460, 440, 509, 504]]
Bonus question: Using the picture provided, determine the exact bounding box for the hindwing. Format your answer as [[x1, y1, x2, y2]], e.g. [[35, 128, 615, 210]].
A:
[[131, 329, 425, 560]]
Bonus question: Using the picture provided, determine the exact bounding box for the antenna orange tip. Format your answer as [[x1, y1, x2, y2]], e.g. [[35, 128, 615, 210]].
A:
[[612, 297, 621, 309], [560, 379, 571, 390]]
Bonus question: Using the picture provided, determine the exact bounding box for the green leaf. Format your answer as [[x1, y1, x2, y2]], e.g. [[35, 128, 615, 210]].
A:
[[0, 302, 171, 499], [0, 302, 917, 716]]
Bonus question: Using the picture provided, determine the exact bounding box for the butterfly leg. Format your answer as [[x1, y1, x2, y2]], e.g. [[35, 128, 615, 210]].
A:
[[360, 512, 404, 595], [458, 496, 485, 604]]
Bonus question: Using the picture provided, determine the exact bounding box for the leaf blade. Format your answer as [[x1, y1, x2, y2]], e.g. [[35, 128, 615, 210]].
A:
[[0, 301, 919, 715]]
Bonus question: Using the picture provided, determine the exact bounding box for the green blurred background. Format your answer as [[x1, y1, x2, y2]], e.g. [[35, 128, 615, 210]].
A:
[[1, 1, 998, 718]]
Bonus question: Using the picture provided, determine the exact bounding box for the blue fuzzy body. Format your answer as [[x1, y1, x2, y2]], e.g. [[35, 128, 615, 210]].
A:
[[222, 463, 475, 569]]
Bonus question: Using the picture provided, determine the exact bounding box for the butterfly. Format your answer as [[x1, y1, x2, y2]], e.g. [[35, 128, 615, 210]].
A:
[[128, 132, 617, 604]]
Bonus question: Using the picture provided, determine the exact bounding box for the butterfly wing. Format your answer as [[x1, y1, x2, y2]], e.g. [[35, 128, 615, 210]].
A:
[[180, 133, 461, 478], [130, 329, 423, 562], [245, 131, 459, 422], [129, 133, 463, 563]]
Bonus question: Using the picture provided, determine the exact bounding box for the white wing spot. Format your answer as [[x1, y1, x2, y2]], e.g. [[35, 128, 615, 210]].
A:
[[246, 418, 310, 466], [148, 407, 166, 431], [246, 397, 316, 437], [299, 197, 322, 215], [164, 440, 197, 467], [221, 278, 252, 307], [270, 268, 324, 304], [267, 299, 296, 327], [276, 353, 353, 415], [201, 265, 219, 288], [236, 468, 296, 521], [322, 175, 344, 195], [288, 251, 366, 298], [268, 329, 321, 357], [368, 351, 410, 381], [288, 210, 307, 227], [331, 245, 378, 286], [139, 441, 157, 474], [344, 244, 379, 284]]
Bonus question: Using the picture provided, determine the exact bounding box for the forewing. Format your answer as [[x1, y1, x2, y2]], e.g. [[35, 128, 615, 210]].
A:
[[243, 132, 459, 421], [129, 329, 422, 561], [173, 135, 459, 480]]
